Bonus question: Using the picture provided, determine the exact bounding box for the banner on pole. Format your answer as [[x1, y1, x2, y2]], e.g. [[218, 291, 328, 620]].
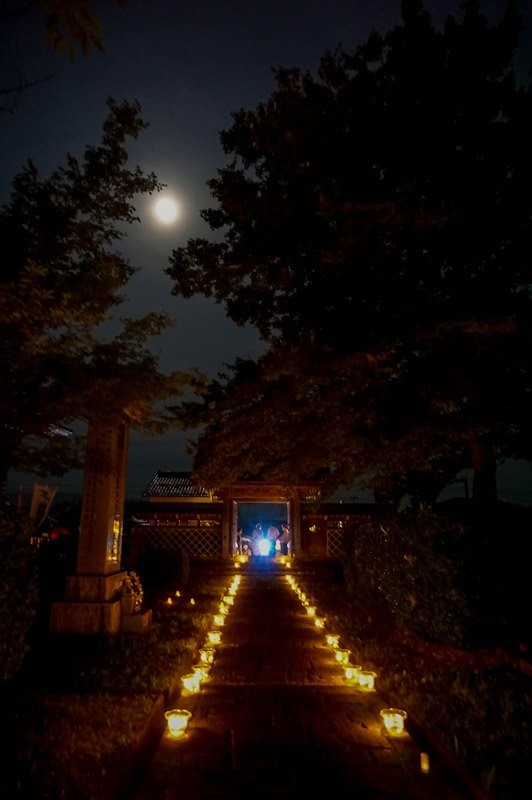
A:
[[29, 484, 58, 529]]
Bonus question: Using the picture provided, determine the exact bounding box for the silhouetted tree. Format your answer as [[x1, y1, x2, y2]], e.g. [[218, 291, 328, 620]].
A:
[[38, 0, 127, 58], [0, 98, 197, 489], [167, 0, 532, 504], [1, 0, 127, 112]]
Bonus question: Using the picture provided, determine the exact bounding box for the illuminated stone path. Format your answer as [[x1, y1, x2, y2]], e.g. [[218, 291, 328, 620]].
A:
[[130, 560, 474, 800]]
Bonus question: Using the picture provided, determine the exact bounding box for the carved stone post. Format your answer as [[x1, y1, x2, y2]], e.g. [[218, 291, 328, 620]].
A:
[[76, 421, 127, 575], [50, 420, 151, 634]]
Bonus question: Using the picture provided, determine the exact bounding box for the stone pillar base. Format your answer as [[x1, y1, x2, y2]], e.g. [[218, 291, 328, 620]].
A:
[[50, 569, 153, 635], [50, 598, 122, 634], [121, 609, 152, 633], [64, 571, 126, 603]]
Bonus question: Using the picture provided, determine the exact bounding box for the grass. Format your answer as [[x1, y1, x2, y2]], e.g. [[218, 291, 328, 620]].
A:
[[306, 572, 532, 800], [3, 565, 230, 800]]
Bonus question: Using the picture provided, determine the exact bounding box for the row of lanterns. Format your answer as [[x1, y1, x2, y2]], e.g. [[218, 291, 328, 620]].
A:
[[165, 566, 428, 774], [285, 574, 411, 741], [164, 589, 195, 607], [233, 553, 293, 568], [165, 572, 242, 739]]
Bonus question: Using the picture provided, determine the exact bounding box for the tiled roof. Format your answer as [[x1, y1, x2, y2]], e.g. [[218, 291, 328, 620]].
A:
[[142, 471, 210, 499]]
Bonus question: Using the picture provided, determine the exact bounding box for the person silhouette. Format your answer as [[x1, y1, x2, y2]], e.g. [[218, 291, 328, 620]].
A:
[[251, 523, 263, 555], [278, 523, 290, 555], [266, 523, 280, 557]]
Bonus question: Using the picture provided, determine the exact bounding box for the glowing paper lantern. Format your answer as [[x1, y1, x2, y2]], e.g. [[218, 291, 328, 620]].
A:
[[380, 708, 407, 735], [258, 538, 270, 556], [213, 614, 225, 627], [326, 633, 340, 648], [181, 672, 201, 694], [165, 709, 191, 738], [314, 616, 326, 629], [357, 670, 377, 691], [344, 664, 362, 682], [199, 648, 215, 664], [207, 629, 222, 645], [305, 605, 317, 617], [334, 649, 351, 665], [192, 663, 211, 681]]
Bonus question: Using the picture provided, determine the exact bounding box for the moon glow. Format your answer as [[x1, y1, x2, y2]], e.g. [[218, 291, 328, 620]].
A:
[[154, 196, 179, 224]]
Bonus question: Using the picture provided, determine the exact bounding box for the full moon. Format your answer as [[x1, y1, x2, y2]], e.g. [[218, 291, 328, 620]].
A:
[[154, 196, 179, 224]]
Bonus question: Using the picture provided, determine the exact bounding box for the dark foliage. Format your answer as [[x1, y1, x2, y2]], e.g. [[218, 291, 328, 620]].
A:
[[0, 500, 39, 681], [166, 0, 532, 504], [1, 97, 195, 487], [137, 547, 191, 594]]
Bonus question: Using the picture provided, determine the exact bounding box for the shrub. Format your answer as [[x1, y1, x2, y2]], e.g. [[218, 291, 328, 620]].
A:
[[0, 500, 39, 681], [343, 507, 472, 646], [137, 547, 190, 594]]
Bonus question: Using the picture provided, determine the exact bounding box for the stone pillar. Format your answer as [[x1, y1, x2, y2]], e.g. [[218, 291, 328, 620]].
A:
[[291, 495, 301, 557], [222, 496, 232, 559], [50, 421, 151, 634], [76, 420, 128, 575]]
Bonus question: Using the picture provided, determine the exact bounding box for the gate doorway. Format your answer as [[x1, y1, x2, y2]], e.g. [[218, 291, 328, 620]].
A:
[[233, 501, 290, 557], [217, 480, 322, 558]]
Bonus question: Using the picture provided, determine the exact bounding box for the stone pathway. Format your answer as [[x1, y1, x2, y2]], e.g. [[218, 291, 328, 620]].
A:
[[129, 559, 476, 799]]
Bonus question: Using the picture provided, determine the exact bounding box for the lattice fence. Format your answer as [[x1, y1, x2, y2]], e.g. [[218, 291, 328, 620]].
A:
[[141, 525, 222, 557], [327, 527, 345, 557]]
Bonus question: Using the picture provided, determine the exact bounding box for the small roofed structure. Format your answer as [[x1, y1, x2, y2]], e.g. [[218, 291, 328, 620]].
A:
[[142, 471, 215, 503]]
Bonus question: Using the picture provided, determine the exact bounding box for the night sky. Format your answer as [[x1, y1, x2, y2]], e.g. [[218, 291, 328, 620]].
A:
[[2, 0, 531, 502]]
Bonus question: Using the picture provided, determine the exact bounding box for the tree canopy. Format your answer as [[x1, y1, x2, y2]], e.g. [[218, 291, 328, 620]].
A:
[[0, 98, 198, 488], [39, 0, 127, 59], [1, 1, 128, 113], [166, 0, 532, 503]]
